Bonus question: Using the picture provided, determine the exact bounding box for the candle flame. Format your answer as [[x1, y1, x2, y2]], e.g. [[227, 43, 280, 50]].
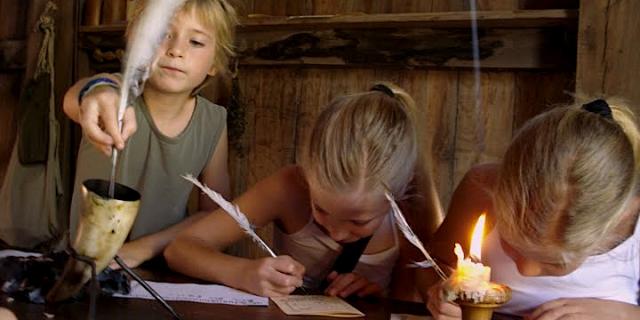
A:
[[469, 213, 486, 260], [454, 243, 465, 265]]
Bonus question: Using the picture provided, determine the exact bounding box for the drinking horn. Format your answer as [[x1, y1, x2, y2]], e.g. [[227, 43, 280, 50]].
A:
[[46, 179, 140, 302]]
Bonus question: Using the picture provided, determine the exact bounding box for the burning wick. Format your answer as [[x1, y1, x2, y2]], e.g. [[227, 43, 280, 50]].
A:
[[442, 213, 511, 320], [446, 213, 492, 302]]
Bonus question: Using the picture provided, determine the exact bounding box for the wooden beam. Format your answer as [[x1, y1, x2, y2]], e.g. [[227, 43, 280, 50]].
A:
[[78, 10, 578, 33], [240, 9, 577, 31], [237, 26, 576, 69]]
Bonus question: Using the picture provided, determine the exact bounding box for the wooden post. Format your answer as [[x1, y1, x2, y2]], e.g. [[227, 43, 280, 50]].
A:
[[576, 0, 640, 112]]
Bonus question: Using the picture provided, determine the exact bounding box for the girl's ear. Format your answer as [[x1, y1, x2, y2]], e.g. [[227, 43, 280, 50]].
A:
[[207, 65, 218, 77]]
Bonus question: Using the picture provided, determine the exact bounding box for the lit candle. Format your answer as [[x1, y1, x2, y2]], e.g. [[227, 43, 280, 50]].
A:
[[444, 213, 492, 303], [443, 213, 511, 320]]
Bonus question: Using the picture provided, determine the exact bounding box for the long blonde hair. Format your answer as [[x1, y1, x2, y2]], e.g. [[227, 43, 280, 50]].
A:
[[303, 83, 418, 198], [493, 98, 640, 261]]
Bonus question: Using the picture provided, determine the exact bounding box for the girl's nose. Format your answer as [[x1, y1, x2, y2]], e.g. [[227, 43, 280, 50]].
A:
[[516, 259, 543, 276], [328, 227, 350, 243], [166, 39, 184, 58]]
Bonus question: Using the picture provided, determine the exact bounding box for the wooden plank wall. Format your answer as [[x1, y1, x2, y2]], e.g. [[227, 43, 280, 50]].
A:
[[227, 0, 576, 258], [576, 0, 640, 113], [0, 0, 28, 184]]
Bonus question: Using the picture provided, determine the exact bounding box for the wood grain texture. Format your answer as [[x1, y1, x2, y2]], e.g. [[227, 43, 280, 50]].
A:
[[477, 0, 518, 11], [417, 70, 459, 212], [228, 67, 303, 257], [575, 0, 608, 98], [513, 71, 574, 132], [599, 0, 640, 110], [453, 72, 515, 187], [577, 0, 640, 114], [236, 0, 576, 16], [431, 0, 465, 12], [0, 0, 27, 39], [237, 26, 576, 69]]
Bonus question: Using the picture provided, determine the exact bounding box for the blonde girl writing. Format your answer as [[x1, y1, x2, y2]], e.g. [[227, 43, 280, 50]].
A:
[[166, 83, 441, 298]]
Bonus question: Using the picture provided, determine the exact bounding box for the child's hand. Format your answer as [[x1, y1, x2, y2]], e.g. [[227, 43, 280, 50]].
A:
[[324, 271, 382, 298], [425, 281, 461, 320], [527, 298, 640, 320], [78, 75, 137, 156], [241, 256, 305, 297]]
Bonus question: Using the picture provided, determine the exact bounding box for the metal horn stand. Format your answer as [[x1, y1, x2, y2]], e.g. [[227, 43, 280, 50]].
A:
[[64, 246, 99, 320], [113, 255, 183, 320]]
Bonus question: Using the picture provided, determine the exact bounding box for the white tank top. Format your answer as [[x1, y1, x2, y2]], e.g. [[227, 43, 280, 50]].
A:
[[483, 216, 640, 316], [273, 213, 399, 292]]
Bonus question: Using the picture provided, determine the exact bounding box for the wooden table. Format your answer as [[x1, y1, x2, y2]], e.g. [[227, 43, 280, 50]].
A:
[[0, 262, 521, 320], [1, 295, 521, 320]]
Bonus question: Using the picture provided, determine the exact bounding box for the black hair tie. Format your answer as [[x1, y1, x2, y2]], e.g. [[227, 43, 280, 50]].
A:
[[370, 84, 395, 98], [582, 99, 613, 120]]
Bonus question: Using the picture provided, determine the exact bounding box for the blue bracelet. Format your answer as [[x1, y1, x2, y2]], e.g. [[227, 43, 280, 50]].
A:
[[77, 77, 119, 105]]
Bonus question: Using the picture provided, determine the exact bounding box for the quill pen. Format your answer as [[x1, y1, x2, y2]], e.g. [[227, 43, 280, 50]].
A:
[[182, 174, 277, 257], [385, 192, 447, 280], [109, 0, 187, 197]]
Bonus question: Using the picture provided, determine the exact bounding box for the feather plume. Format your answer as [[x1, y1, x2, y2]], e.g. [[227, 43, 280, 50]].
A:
[[110, 0, 187, 196], [385, 192, 447, 280], [117, 0, 187, 123], [182, 174, 277, 257]]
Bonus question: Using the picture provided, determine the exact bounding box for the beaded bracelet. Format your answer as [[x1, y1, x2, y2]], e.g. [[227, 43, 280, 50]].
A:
[[77, 77, 119, 105]]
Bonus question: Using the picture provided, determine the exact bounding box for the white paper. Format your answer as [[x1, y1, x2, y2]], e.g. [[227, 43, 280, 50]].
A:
[[113, 281, 268, 306], [271, 295, 364, 318], [0, 249, 41, 259]]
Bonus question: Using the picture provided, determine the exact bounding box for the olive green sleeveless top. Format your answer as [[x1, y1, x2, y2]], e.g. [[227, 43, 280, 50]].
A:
[[70, 95, 226, 240]]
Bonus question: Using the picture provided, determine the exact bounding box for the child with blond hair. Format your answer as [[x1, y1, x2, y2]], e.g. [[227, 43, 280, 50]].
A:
[[62, 0, 237, 268], [421, 99, 640, 320], [165, 83, 443, 298]]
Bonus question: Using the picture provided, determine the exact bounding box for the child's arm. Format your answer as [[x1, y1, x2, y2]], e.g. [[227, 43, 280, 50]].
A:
[[197, 127, 230, 210], [416, 164, 497, 319], [529, 298, 640, 320], [62, 73, 136, 156], [164, 167, 306, 297], [113, 127, 230, 268]]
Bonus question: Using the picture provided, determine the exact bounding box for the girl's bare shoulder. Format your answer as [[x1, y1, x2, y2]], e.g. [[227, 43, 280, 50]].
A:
[[255, 165, 311, 218]]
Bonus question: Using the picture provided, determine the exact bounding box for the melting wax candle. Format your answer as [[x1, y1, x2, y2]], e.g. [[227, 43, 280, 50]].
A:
[[444, 214, 492, 302]]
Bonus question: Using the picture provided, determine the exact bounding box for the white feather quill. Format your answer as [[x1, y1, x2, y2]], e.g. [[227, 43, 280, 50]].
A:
[[385, 192, 447, 280], [117, 0, 187, 121], [109, 0, 187, 196], [182, 174, 277, 258]]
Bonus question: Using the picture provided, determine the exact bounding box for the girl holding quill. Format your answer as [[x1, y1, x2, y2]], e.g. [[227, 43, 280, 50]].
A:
[[166, 83, 443, 298]]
